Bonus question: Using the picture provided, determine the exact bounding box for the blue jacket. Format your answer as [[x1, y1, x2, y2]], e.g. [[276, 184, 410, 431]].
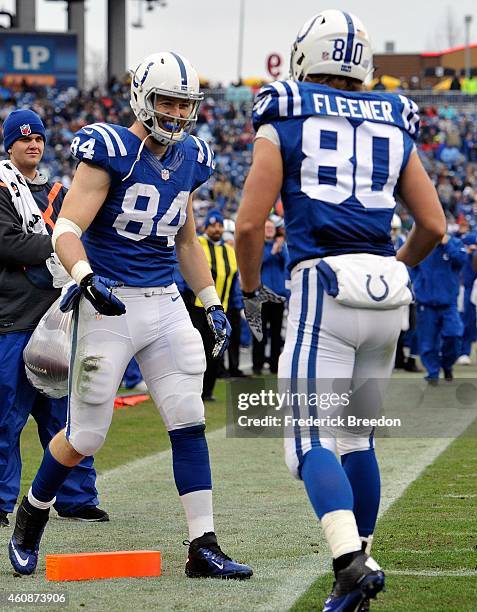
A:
[[261, 240, 290, 299], [460, 232, 477, 288], [411, 237, 467, 306]]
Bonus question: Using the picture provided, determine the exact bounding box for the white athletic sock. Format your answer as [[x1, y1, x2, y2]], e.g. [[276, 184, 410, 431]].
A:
[[321, 510, 362, 558], [28, 488, 55, 510], [361, 534, 374, 555], [180, 490, 214, 541]]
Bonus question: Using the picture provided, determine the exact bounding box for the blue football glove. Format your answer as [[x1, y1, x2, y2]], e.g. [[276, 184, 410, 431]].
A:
[[206, 305, 231, 359], [242, 285, 286, 342], [60, 274, 126, 316], [59, 283, 83, 313]]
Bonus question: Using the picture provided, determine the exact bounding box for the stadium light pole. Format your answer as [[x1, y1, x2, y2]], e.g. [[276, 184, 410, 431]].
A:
[[464, 14, 472, 79], [237, 0, 245, 84]]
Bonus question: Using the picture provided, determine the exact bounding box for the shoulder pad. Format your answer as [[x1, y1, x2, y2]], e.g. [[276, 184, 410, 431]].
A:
[[188, 135, 215, 169], [397, 95, 420, 139], [71, 123, 129, 167], [252, 80, 302, 131]]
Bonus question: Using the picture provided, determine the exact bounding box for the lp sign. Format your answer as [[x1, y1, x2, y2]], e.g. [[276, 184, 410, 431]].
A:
[[11, 45, 52, 71], [0, 32, 77, 87]]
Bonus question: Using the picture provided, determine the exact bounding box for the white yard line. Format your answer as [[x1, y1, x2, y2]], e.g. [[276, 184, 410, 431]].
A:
[[387, 569, 477, 577]]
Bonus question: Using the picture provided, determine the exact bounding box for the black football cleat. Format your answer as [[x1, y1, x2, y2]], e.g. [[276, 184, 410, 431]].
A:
[[0, 510, 9, 527], [323, 553, 384, 612], [8, 497, 49, 575], [185, 532, 253, 579], [57, 506, 109, 522]]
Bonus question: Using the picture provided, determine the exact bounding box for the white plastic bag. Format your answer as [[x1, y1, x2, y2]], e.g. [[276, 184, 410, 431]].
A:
[[23, 296, 72, 398]]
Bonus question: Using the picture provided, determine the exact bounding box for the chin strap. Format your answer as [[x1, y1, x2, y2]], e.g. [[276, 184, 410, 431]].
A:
[[122, 133, 152, 182]]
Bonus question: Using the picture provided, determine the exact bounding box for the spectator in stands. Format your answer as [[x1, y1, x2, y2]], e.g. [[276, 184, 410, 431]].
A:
[[438, 103, 457, 120], [372, 77, 386, 91], [462, 75, 477, 95], [449, 74, 461, 91]]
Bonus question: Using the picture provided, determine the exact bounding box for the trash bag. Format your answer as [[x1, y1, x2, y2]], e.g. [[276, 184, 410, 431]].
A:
[[23, 297, 72, 398]]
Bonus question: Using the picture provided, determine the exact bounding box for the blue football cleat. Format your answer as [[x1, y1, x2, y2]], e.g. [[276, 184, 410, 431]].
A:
[[323, 554, 385, 612], [185, 531, 253, 579], [8, 497, 49, 576]]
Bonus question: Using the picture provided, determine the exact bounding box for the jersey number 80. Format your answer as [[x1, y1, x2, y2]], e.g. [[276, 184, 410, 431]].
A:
[[301, 116, 405, 209]]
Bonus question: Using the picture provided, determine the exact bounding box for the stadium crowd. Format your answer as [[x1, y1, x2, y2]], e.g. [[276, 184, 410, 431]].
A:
[[1, 81, 477, 381]]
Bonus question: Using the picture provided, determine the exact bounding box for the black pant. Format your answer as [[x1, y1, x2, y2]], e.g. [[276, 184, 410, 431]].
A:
[[252, 302, 284, 373], [226, 308, 241, 374], [186, 303, 218, 398]]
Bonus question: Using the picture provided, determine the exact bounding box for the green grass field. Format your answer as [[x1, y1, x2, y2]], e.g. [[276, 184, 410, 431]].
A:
[[1, 370, 476, 611], [292, 419, 477, 611]]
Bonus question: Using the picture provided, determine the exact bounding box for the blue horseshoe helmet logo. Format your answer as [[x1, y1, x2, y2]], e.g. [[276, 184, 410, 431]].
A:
[[365, 275, 389, 302]]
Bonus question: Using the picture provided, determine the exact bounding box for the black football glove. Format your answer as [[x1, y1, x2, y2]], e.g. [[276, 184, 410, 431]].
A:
[[242, 285, 285, 342]]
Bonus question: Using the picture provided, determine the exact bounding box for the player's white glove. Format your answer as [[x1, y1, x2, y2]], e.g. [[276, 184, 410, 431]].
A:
[[206, 305, 232, 359], [242, 285, 286, 342]]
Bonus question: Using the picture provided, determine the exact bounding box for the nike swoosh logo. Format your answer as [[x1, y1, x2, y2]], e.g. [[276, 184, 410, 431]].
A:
[[210, 560, 224, 569], [10, 540, 29, 567], [83, 128, 94, 134], [171, 295, 180, 302]]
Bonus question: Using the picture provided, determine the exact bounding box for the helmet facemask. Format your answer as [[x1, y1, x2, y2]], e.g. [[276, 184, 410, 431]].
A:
[[141, 88, 203, 146], [130, 52, 204, 147]]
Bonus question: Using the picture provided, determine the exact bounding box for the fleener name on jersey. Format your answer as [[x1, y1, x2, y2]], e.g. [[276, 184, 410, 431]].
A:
[[312, 94, 393, 123], [253, 80, 420, 138]]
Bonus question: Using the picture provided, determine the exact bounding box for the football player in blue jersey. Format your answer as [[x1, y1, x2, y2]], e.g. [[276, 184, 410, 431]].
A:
[[8, 52, 252, 581], [236, 10, 445, 611]]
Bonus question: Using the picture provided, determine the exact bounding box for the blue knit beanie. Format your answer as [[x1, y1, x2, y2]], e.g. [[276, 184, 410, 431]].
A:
[[205, 209, 224, 227], [3, 109, 46, 152]]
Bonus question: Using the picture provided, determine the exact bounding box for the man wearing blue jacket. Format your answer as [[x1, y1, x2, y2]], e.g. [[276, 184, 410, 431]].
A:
[[252, 218, 289, 375], [412, 233, 467, 383], [457, 230, 477, 364]]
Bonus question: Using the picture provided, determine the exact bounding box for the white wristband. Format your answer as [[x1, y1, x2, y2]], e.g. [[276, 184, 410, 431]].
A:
[[197, 285, 221, 310], [71, 260, 93, 285]]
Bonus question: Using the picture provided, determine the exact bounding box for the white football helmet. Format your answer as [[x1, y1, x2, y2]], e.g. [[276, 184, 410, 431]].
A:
[[391, 214, 402, 230], [290, 10, 373, 83], [130, 51, 203, 145]]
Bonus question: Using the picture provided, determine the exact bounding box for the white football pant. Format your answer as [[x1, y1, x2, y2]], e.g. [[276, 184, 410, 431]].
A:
[[280, 265, 403, 479], [66, 285, 206, 456]]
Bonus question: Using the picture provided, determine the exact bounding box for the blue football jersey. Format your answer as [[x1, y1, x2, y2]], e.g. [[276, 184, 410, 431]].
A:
[[70, 123, 214, 286], [252, 81, 419, 269]]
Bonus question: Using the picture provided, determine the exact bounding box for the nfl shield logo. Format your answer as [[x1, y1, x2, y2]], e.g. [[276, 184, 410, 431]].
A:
[[161, 169, 170, 180], [20, 124, 31, 136]]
